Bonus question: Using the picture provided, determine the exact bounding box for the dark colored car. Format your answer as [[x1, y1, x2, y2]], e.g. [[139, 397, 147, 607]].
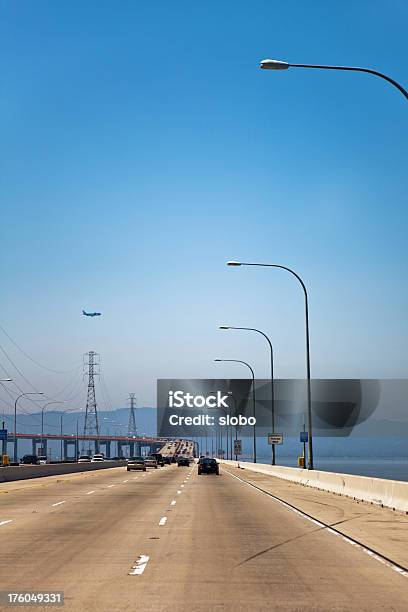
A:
[[20, 454, 40, 465], [177, 456, 190, 467], [163, 456, 172, 465], [151, 453, 165, 467], [198, 458, 219, 475]]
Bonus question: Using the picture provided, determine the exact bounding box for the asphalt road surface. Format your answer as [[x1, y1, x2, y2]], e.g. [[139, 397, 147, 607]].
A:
[[0, 463, 407, 611]]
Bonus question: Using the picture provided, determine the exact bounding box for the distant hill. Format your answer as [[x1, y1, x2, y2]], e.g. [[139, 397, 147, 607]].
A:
[[2, 409, 407, 459]]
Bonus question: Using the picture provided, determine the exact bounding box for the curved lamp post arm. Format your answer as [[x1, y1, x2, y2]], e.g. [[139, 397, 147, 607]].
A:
[[226, 262, 310, 380], [260, 59, 408, 100], [292, 64, 408, 100]]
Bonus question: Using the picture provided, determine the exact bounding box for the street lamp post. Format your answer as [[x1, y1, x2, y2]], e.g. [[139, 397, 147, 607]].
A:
[[227, 260, 314, 469], [220, 326, 276, 464], [259, 59, 408, 100], [227, 391, 237, 460], [210, 389, 235, 459], [76, 419, 79, 461], [41, 401, 67, 459], [14, 391, 44, 462], [0, 379, 12, 456], [215, 358, 257, 463], [60, 408, 77, 461]]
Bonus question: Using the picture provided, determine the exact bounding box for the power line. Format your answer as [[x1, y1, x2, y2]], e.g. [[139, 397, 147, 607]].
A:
[[0, 343, 83, 403], [100, 373, 114, 412], [0, 323, 81, 374]]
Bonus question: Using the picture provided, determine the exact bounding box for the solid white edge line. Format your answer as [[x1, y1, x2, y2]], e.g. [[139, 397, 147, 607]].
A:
[[51, 501, 66, 507], [223, 468, 408, 579]]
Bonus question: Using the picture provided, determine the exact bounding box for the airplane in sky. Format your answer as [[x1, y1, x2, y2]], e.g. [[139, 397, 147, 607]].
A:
[[82, 310, 102, 317]]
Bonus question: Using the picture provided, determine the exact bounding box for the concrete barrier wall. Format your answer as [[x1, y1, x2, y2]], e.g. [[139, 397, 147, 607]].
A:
[[220, 460, 408, 514], [0, 461, 123, 483]]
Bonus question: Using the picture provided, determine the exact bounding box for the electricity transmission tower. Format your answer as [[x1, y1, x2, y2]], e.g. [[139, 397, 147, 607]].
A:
[[82, 351, 100, 453], [128, 393, 137, 437]]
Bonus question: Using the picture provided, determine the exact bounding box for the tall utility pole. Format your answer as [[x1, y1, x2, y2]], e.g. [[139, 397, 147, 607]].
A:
[[82, 351, 100, 454], [128, 393, 137, 437]]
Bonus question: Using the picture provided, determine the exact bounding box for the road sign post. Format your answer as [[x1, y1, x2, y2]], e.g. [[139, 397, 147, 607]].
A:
[[300, 430, 308, 467], [233, 439, 242, 459], [268, 433, 283, 446], [0, 428, 7, 457]]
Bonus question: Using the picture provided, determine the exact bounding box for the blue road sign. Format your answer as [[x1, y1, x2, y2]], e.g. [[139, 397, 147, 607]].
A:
[[300, 431, 308, 443], [0, 429, 7, 440]]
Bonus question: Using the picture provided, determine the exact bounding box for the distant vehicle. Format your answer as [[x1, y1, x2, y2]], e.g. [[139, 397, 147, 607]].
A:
[[144, 456, 158, 469], [177, 456, 190, 467], [78, 455, 91, 463], [82, 310, 101, 317], [20, 454, 40, 465], [37, 455, 50, 464], [91, 454, 104, 463], [127, 457, 146, 472], [198, 458, 219, 475], [150, 453, 165, 467], [163, 456, 172, 465]]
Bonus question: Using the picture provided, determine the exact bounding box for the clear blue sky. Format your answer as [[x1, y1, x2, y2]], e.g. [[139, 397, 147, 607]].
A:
[[0, 0, 407, 411]]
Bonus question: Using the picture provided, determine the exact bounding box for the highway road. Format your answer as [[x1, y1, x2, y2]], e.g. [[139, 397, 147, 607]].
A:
[[0, 463, 407, 611]]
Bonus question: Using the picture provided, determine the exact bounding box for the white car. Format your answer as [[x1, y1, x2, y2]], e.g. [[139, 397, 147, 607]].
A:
[[91, 454, 104, 463], [78, 455, 91, 463], [37, 455, 49, 464], [144, 456, 158, 469]]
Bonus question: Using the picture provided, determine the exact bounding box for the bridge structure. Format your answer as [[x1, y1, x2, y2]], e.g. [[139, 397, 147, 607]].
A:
[[1, 432, 175, 461]]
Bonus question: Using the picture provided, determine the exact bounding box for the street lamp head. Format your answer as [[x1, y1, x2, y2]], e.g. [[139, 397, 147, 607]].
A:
[[37, 392, 44, 395], [226, 261, 242, 266], [260, 59, 290, 70], [0, 378, 13, 382], [214, 359, 222, 362], [219, 326, 230, 330]]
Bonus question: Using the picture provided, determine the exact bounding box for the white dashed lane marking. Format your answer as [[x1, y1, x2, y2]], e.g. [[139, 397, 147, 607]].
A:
[[170, 500, 176, 506], [177, 490, 181, 494], [86, 491, 95, 495], [51, 501, 66, 507], [107, 485, 115, 488], [159, 517, 167, 526], [0, 520, 13, 527], [128, 554, 150, 576]]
